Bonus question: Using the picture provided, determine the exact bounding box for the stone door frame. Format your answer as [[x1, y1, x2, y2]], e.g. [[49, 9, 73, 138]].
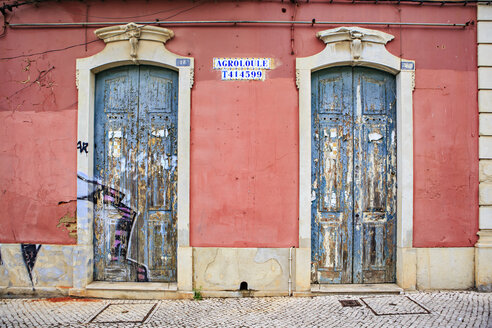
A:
[[295, 27, 416, 290], [73, 23, 193, 292]]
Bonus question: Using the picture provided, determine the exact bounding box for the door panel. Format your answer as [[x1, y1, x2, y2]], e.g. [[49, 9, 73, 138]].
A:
[[311, 68, 353, 284], [353, 68, 396, 283], [94, 65, 178, 282], [312, 67, 396, 284]]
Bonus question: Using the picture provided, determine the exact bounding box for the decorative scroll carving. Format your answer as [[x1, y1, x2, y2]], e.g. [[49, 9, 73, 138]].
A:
[[124, 23, 142, 64], [75, 69, 80, 89], [296, 69, 300, 89], [349, 31, 364, 60]]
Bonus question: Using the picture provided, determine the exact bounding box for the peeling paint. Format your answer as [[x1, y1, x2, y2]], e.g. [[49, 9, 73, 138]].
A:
[[368, 132, 383, 142], [312, 67, 396, 284], [93, 66, 178, 282], [56, 211, 77, 240]]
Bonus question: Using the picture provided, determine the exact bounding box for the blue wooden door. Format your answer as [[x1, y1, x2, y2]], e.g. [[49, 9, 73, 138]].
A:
[[311, 67, 396, 284], [93, 65, 178, 282]]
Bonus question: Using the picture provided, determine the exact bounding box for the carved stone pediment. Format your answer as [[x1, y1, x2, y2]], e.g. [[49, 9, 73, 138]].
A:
[[317, 26, 394, 45], [95, 23, 174, 63], [317, 27, 394, 61]]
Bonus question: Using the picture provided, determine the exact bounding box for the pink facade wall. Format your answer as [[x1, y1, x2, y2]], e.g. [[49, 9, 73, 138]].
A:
[[0, 0, 478, 247]]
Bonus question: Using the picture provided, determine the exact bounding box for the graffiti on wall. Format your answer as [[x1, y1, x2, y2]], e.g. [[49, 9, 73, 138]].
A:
[[77, 174, 149, 282], [77, 141, 89, 154], [21, 244, 42, 289]]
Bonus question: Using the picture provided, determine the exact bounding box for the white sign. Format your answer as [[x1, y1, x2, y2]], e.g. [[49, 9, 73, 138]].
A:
[[213, 57, 272, 81]]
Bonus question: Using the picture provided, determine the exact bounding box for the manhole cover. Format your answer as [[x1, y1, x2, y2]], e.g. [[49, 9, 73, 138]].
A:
[[339, 299, 362, 307], [361, 296, 430, 316], [89, 303, 158, 323]]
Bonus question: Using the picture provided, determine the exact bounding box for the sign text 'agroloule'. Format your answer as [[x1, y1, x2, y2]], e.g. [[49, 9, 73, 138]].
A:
[[213, 58, 272, 81]]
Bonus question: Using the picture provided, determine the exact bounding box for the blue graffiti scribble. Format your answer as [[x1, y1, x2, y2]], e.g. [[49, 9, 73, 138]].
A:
[[21, 244, 41, 290]]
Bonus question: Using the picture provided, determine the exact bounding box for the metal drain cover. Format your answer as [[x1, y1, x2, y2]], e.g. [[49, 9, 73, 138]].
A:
[[361, 296, 430, 316], [339, 299, 362, 307], [90, 303, 158, 323]]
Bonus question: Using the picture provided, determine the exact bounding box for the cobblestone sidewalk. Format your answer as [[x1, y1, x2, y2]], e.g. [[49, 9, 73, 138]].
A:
[[0, 291, 491, 327]]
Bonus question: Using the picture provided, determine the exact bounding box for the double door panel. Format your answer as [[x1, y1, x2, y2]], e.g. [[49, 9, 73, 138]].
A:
[[311, 66, 396, 284], [93, 65, 178, 282]]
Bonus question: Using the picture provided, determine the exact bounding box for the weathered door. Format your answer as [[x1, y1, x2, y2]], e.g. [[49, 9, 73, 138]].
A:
[[311, 66, 396, 284], [93, 65, 178, 282]]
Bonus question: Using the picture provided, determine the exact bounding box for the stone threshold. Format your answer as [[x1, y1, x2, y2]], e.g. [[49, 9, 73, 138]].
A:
[[309, 283, 403, 295], [86, 281, 177, 291], [69, 282, 193, 300]]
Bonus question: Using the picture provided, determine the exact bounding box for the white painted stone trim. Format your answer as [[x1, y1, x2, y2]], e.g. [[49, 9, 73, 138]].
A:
[[296, 26, 415, 291], [74, 24, 193, 292], [476, 4, 492, 292]]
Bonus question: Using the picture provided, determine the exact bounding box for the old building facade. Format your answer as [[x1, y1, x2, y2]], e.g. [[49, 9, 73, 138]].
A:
[[0, 0, 490, 297]]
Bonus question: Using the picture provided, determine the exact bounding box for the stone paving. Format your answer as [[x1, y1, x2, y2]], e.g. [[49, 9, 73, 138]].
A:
[[0, 291, 490, 327]]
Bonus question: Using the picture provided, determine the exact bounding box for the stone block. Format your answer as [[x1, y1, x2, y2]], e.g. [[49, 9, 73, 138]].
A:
[[72, 245, 93, 289], [479, 137, 492, 159], [478, 45, 492, 67], [479, 207, 492, 230], [480, 182, 492, 205], [0, 244, 32, 287], [33, 245, 73, 287], [193, 248, 290, 292], [475, 230, 492, 292], [480, 114, 492, 136], [177, 246, 192, 291], [478, 22, 492, 44], [478, 4, 492, 20], [479, 67, 492, 90], [416, 248, 474, 290], [294, 247, 311, 292], [0, 244, 74, 289], [396, 247, 416, 290], [479, 90, 492, 113], [479, 160, 492, 182]]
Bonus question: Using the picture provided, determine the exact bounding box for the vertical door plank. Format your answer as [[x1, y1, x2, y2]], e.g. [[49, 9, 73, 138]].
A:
[[94, 66, 139, 281], [311, 67, 354, 284], [136, 66, 178, 282], [353, 67, 396, 283]]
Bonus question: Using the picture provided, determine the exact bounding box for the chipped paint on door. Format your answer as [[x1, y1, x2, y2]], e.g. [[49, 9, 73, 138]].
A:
[[311, 67, 396, 284], [94, 66, 178, 282]]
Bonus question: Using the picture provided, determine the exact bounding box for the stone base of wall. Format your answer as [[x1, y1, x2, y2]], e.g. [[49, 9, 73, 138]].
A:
[[0, 244, 73, 291], [193, 248, 293, 292], [0, 244, 483, 298], [415, 248, 475, 290], [475, 230, 492, 292]]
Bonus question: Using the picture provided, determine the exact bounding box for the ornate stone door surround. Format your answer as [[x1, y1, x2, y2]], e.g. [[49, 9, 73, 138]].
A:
[[73, 23, 193, 294], [296, 27, 416, 291]]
